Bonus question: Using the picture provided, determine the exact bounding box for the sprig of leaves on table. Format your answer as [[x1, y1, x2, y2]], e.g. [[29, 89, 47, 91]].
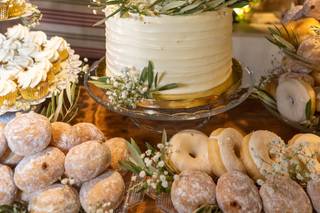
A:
[[39, 82, 80, 123], [89, 61, 179, 109], [119, 131, 177, 194], [89, 0, 248, 25], [0, 201, 28, 213]]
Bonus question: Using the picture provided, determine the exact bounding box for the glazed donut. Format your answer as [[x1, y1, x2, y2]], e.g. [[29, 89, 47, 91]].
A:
[[105, 137, 128, 171], [240, 130, 287, 180], [171, 170, 216, 213], [65, 141, 111, 184], [79, 171, 125, 213], [287, 134, 320, 177], [72, 123, 105, 144], [0, 123, 7, 158], [0, 149, 23, 166], [168, 130, 211, 174], [14, 147, 65, 193], [29, 184, 80, 213], [208, 128, 246, 177], [260, 176, 312, 213], [216, 171, 262, 213], [307, 179, 320, 213], [51, 122, 77, 153], [0, 164, 17, 205], [4, 112, 51, 156]]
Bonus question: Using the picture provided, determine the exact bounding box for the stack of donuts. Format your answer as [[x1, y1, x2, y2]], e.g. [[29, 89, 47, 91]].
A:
[[0, 111, 129, 213], [167, 128, 320, 213]]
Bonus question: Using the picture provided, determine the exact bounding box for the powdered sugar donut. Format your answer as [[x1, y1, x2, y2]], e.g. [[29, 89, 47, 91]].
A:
[[168, 130, 211, 174], [240, 130, 287, 180], [260, 176, 312, 213], [65, 141, 111, 184], [0, 148, 23, 166], [282, 5, 304, 23], [303, 0, 320, 20], [105, 137, 128, 170], [209, 128, 246, 177], [72, 123, 105, 144], [297, 36, 320, 65], [0, 164, 17, 205], [0, 123, 8, 158], [4, 112, 51, 156], [171, 170, 216, 213], [14, 147, 65, 193], [216, 171, 262, 213], [29, 184, 80, 213], [51, 122, 77, 153], [307, 179, 320, 212], [79, 171, 125, 213]]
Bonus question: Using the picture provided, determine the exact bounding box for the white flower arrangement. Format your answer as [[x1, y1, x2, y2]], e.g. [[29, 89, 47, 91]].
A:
[[0, 24, 88, 122], [119, 131, 176, 194], [90, 61, 178, 109]]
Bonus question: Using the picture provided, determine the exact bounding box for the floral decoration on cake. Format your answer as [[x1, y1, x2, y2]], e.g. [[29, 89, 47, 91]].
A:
[[0, 24, 88, 121]]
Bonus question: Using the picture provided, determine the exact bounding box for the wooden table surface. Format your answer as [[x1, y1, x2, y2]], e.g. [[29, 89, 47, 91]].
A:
[[74, 87, 299, 212]]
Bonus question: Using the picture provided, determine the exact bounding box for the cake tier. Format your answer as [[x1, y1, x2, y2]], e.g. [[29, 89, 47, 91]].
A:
[[105, 9, 233, 99]]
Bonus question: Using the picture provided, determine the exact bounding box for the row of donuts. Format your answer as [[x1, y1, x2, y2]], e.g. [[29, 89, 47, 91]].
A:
[[0, 111, 130, 213], [166, 128, 320, 213]]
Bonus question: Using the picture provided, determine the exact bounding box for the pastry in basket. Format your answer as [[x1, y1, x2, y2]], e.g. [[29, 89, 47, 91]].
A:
[[28, 184, 80, 213], [259, 176, 312, 213], [4, 112, 51, 156], [208, 128, 246, 177], [285, 18, 320, 42], [307, 179, 320, 213], [240, 130, 287, 180], [65, 141, 111, 184], [14, 147, 65, 193], [216, 171, 262, 213], [297, 36, 320, 65], [171, 170, 216, 213], [0, 164, 17, 205], [79, 170, 125, 213], [105, 137, 129, 171], [167, 130, 211, 174]]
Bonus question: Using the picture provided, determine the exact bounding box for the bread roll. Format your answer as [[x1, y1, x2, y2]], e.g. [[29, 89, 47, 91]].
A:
[[4, 112, 51, 156], [51, 122, 77, 153], [65, 141, 111, 184], [72, 123, 105, 144], [14, 147, 65, 193], [29, 184, 80, 213], [0, 164, 17, 205], [79, 171, 125, 212], [105, 137, 128, 170]]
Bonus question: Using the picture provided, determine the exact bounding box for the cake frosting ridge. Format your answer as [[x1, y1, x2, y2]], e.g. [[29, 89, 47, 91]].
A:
[[105, 8, 233, 99]]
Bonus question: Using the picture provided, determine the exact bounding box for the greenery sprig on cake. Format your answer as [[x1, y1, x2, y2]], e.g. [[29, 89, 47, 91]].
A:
[[89, 0, 248, 25], [89, 61, 179, 108]]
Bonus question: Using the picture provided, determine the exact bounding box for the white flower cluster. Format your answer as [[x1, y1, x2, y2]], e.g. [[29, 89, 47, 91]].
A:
[[130, 141, 173, 193], [256, 139, 320, 184], [0, 24, 87, 113], [103, 68, 150, 109]]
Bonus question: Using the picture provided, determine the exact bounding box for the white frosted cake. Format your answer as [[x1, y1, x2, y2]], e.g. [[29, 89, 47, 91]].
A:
[[105, 8, 233, 100]]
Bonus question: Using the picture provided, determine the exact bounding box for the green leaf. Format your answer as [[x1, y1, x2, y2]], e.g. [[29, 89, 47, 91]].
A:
[[156, 83, 179, 91], [140, 67, 149, 83], [126, 139, 145, 168], [154, 72, 159, 88], [147, 61, 154, 89], [305, 99, 312, 120]]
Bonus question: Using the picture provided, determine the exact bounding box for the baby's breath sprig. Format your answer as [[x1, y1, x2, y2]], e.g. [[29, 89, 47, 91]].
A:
[[119, 131, 177, 194], [89, 61, 179, 109]]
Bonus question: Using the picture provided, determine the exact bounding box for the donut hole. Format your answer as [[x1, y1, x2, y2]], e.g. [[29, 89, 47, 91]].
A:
[[230, 200, 241, 210]]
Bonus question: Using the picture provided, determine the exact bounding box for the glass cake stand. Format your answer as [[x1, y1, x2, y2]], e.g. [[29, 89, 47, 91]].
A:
[[84, 57, 255, 132]]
